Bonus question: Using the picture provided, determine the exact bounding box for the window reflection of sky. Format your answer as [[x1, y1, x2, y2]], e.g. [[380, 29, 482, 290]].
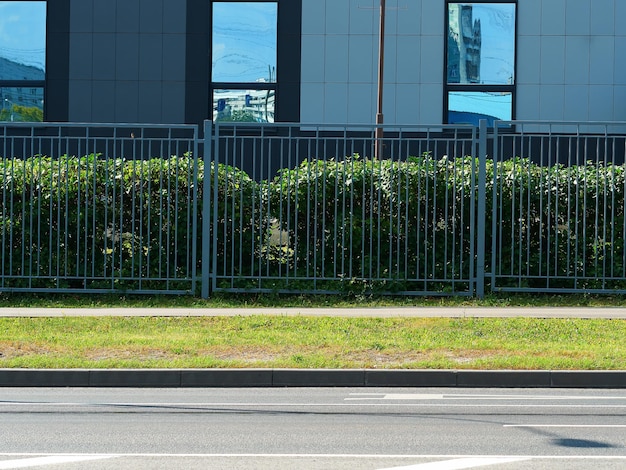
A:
[[0, 1, 46, 71], [212, 3, 277, 83], [449, 91, 512, 123], [449, 3, 515, 124], [470, 3, 515, 85]]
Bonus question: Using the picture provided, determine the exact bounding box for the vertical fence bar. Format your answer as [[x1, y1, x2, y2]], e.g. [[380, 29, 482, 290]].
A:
[[476, 120, 487, 298], [490, 122, 500, 294], [190, 127, 200, 295], [202, 120, 212, 298]]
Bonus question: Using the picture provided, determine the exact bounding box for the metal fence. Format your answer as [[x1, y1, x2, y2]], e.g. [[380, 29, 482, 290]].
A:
[[489, 121, 626, 294], [207, 122, 479, 296], [0, 122, 199, 294], [3, 120, 626, 296]]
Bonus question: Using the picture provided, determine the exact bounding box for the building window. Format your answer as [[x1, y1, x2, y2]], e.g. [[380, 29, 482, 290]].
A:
[[211, 1, 277, 123], [445, 1, 516, 125], [0, 1, 46, 122]]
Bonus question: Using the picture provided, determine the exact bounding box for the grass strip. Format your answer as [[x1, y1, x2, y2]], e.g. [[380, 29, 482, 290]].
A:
[[1, 316, 624, 370]]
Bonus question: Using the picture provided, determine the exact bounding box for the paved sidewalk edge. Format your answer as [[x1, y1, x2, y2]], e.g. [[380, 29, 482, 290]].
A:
[[2, 307, 626, 318], [0, 369, 625, 388]]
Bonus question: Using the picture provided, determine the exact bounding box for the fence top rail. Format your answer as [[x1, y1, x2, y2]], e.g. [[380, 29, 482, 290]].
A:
[[493, 120, 626, 136], [212, 121, 475, 132], [1, 122, 200, 140], [496, 120, 626, 126], [0, 122, 199, 130]]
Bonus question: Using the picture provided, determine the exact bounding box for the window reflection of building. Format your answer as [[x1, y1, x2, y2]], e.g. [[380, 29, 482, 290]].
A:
[[0, 84, 44, 109], [213, 89, 275, 123], [446, 1, 515, 125], [211, 2, 278, 123], [448, 4, 481, 84]]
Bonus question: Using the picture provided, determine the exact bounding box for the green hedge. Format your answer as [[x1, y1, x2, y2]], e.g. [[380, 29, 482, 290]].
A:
[[0, 155, 198, 290], [1, 154, 625, 293], [488, 157, 626, 289], [266, 154, 476, 292]]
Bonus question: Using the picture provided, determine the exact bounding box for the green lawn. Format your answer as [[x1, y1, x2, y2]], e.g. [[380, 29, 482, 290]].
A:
[[1, 316, 624, 370]]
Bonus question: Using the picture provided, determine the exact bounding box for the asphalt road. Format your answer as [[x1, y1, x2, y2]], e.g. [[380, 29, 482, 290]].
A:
[[0, 388, 625, 469]]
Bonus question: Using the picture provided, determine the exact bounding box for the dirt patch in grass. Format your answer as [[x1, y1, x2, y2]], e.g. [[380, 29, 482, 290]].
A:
[[0, 343, 56, 358], [0, 344, 564, 368], [207, 346, 285, 363], [83, 348, 173, 362]]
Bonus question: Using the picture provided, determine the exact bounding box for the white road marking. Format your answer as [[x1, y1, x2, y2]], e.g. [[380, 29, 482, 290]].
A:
[[347, 394, 446, 400], [504, 424, 626, 428], [3, 402, 626, 409], [376, 457, 531, 470], [0, 453, 626, 460], [0, 455, 116, 469], [348, 393, 626, 401]]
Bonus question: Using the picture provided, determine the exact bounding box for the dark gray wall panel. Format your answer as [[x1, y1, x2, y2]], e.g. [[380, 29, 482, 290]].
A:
[[163, 0, 186, 34], [115, 34, 140, 81], [68, 79, 93, 121], [139, 35, 163, 81], [91, 80, 116, 122], [161, 82, 186, 123], [117, 0, 140, 33], [140, 0, 164, 34], [137, 81, 163, 122], [92, 0, 116, 33], [162, 35, 186, 82], [69, 0, 93, 33], [67, 0, 186, 123], [115, 81, 139, 122], [69, 33, 93, 80], [92, 34, 116, 80]]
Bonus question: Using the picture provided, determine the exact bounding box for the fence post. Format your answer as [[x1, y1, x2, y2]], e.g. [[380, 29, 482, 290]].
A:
[[201, 120, 212, 299], [475, 119, 487, 298]]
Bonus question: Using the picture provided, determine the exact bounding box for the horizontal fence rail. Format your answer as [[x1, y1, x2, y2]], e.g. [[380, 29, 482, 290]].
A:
[[0, 122, 199, 294], [208, 122, 479, 295], [490, 121, 626, 293]]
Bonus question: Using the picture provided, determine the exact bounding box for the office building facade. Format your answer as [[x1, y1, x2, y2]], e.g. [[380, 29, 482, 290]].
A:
[[0, 0, 624, 125]]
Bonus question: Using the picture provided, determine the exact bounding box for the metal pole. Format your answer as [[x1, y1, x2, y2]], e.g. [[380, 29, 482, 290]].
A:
[[375, 0, 385, 159]]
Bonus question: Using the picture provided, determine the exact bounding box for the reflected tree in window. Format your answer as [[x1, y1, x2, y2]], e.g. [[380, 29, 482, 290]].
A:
[[0, 1, 46, 122]]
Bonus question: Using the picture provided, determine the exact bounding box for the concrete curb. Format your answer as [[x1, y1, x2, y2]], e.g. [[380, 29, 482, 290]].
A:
[[1, 369, 625, 388]]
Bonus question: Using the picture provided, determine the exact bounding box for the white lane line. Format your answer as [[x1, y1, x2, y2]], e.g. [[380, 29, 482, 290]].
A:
[[348, 393, 626, 401], [504, 424, 626, 428], [376, 457, 531, 470], [346, 394, 446, 400], [1, 453, 626, 460], [0, 455, 116, 469], [3, 402, 626, 409]]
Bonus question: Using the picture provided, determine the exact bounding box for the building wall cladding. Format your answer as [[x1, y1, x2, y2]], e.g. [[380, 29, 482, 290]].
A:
[[67, 0, 186, 124], [58, 0, 625, 125], [300, 0, 626, 125], [301, 0, 444, 125]]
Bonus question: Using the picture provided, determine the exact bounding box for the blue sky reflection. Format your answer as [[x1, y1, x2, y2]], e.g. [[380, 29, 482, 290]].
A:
[[212, 3, 277, 83], [472, 3, 515, 85], [0, 1, 46, 73]]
